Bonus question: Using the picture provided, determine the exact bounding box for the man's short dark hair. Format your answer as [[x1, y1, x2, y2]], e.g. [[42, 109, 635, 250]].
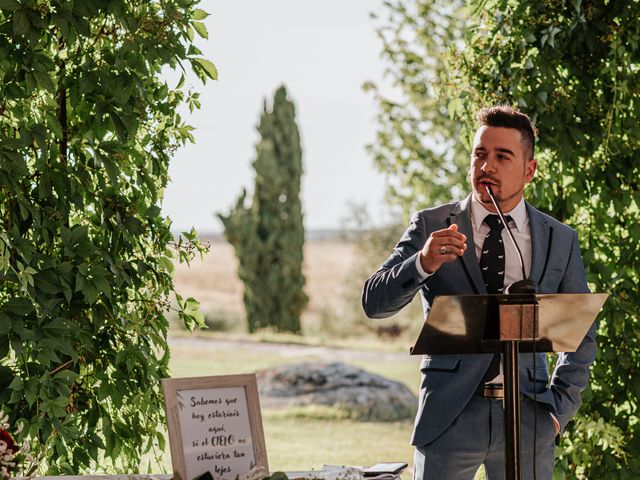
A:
[[476, 105, 536, 160]]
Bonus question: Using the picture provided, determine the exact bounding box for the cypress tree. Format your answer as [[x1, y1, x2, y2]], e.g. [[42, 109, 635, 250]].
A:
[[219, 85, 308, 333]]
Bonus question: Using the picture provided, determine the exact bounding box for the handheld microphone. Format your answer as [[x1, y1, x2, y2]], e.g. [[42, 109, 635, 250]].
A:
[[485, 186, 537, 294]]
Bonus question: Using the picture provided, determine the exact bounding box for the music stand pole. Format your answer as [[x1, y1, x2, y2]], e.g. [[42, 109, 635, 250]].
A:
[[503, 339, 521, 480], [500, 294, 537, 480]]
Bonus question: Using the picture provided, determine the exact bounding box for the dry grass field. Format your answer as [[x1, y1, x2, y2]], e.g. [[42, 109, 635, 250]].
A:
[[172, 238, 363, 335]]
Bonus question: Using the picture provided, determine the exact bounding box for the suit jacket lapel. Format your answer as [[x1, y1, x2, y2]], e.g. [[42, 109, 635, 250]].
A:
[[526, 202, 551, 286], [450, 195, 486, 294]]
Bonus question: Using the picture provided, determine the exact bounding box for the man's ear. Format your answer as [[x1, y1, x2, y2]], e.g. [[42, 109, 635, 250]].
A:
[[525, 159, 537, 183]]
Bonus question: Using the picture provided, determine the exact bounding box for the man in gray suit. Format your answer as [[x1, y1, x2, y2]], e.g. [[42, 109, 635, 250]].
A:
[[362, 105, 595, 479]]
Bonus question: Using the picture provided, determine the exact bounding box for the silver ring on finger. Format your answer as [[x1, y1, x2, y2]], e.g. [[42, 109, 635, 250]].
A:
[[439, 246, 447, 255]]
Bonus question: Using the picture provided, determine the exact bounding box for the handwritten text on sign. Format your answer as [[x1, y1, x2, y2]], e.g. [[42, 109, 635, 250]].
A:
[[177, 386, 256, 480]]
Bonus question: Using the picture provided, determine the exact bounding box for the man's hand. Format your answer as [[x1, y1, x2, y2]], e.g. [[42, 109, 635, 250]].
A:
[[419, 224, 467, 274]]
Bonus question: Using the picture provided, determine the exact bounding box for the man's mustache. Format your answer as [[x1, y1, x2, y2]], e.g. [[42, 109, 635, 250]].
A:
[[475, 175, 500, 186]]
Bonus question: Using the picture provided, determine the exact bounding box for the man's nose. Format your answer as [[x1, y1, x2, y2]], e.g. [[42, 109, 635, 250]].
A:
[[481, 157, 497, 173]]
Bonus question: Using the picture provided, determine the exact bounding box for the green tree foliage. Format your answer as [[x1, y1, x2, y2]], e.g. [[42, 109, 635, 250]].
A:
[[458, 2, 640, 477], [219, 86, 308, 334], [373, 1, 640, 478], [0, 0, 213, 473], [366, 0, 468, 218]]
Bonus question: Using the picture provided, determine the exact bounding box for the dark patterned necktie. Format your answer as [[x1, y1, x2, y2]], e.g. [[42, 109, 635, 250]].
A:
[[480, 214, 510, 294], [480, 214, 512, 383]]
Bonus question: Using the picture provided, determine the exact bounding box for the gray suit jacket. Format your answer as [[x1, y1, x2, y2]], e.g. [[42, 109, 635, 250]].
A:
[[362, 195, 596, 447]]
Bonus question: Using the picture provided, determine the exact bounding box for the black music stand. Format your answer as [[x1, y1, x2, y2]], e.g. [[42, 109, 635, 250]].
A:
[[410, 293, 608, 480]]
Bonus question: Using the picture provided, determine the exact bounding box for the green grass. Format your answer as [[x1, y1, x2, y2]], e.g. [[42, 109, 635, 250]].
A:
[[262, 413, 415, 473]]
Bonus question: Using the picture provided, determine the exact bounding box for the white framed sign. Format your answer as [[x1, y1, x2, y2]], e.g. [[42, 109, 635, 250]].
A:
[[162, 374, 269, 480]]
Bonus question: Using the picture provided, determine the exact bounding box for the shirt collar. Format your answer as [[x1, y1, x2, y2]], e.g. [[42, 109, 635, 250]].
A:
[[470, 194, 527, 233]]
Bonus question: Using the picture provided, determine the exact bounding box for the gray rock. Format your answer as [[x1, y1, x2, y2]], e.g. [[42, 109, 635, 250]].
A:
[[256, 362, 417, 421]]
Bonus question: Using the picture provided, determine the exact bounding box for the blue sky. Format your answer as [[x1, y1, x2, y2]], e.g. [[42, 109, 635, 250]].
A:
[[161, 0, 392, 233]]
